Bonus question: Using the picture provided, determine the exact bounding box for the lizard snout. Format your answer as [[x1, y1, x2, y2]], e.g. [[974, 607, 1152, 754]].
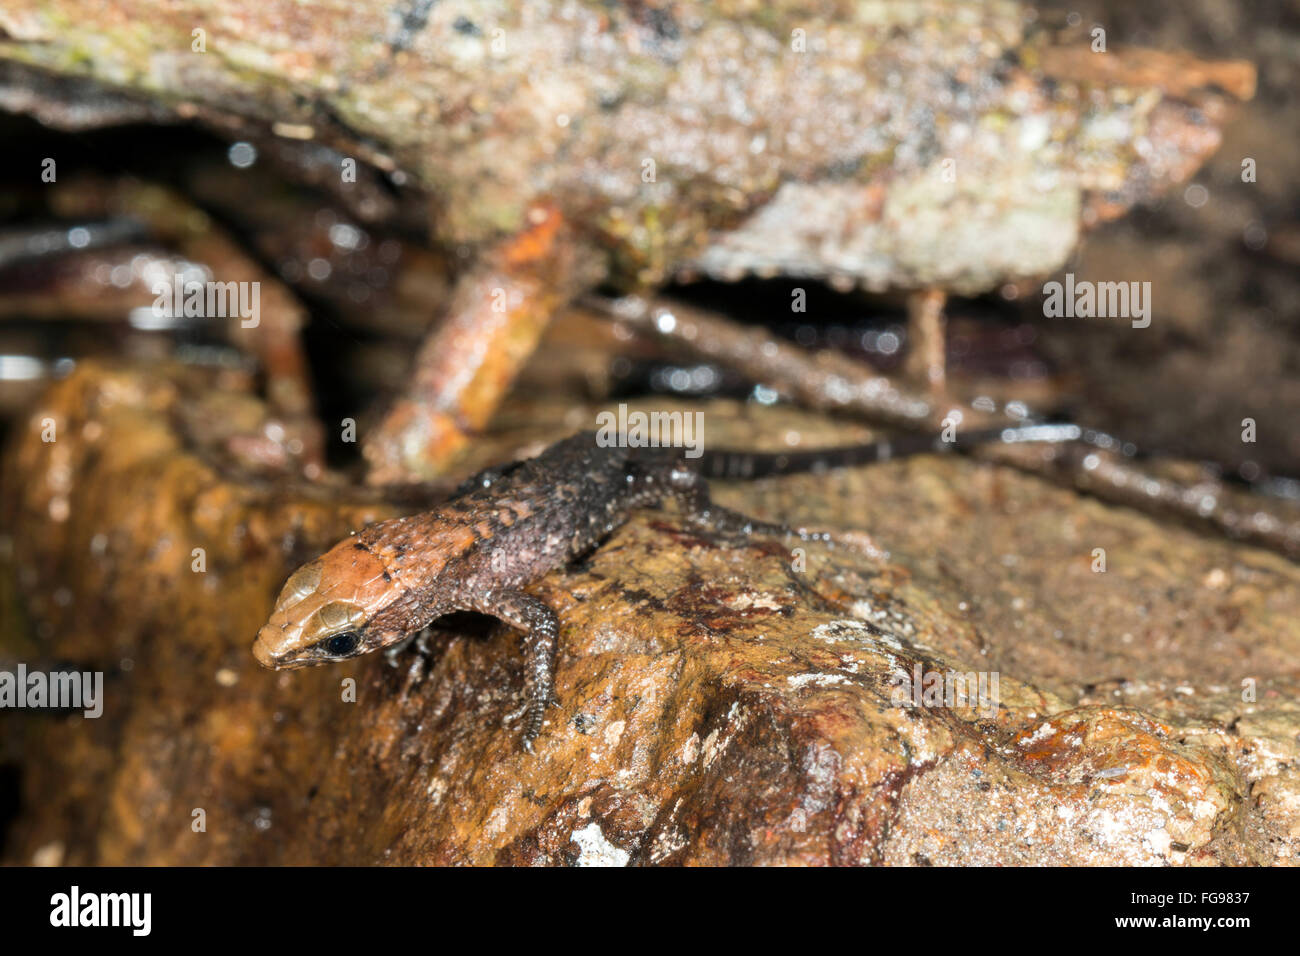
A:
[[253, 625, 287, 669]]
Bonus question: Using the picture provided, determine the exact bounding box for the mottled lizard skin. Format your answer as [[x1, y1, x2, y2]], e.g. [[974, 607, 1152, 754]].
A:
[[254, 425, 1071, 750]]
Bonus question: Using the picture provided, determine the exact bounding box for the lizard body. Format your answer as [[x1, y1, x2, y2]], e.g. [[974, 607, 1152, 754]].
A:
[[253, 424, 1078, 749]]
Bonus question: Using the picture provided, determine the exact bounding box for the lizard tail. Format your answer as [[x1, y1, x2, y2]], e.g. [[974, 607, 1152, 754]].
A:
[[697, 423, 1085, 480]]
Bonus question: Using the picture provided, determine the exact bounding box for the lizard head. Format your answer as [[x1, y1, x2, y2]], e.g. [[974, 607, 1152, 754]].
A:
[[253, 535, 408, 670]]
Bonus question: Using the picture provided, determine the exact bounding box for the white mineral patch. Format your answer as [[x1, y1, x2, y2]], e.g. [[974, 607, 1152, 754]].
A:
[[846, 603, 911, 644], [787, 672, 850, 689], [1019, 720, 1057, 747], [572, 822, 630, 867], [1193, 799, 1219, 821], [701, 727, 722, 767], [603, 719, 626, 746], [1145, 827, 1172, 857], [813, 619, 886, 645], [483, 806, 510, 839], [726, 591, 784, 611]]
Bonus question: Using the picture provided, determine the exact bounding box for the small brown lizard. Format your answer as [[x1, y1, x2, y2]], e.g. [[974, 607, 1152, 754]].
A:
[[253, 424, 1079, 750]]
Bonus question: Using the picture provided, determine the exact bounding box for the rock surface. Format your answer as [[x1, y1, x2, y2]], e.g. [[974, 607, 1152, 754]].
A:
[[3, 358, 1298, 865], [0, 0, 1257, 483], [0, 0, 1251, 291]]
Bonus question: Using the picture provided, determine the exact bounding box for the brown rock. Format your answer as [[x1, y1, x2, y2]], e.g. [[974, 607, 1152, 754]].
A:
[[3, 361, 1298, 865]]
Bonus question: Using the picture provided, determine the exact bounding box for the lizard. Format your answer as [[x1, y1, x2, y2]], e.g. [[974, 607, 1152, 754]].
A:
[[252, 423, 1080, 751]]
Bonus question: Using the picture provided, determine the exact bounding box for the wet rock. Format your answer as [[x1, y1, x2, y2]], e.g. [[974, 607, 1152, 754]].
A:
[[3, 361, 1298, 865], [0, 1, 1251, 290]]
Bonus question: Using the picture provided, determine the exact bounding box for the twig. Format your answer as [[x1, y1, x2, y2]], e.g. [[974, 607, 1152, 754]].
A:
[[586, 293, 1300, 558]]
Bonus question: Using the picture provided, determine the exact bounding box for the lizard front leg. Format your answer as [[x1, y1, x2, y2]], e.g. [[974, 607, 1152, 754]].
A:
[[473, 589, 561, 752]]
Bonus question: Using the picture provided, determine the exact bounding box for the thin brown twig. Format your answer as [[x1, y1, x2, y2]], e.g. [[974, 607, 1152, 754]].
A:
[[585, 293, 1300, 559]]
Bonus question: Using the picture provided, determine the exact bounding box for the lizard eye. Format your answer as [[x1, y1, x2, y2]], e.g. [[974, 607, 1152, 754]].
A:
[[322, 632, 360, 657]]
